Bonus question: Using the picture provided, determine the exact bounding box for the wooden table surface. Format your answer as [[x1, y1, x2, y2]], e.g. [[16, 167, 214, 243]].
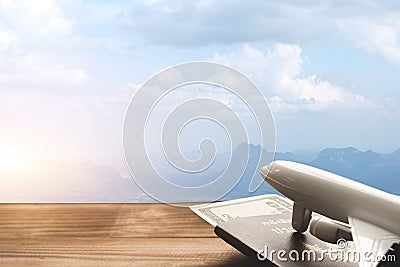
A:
[[0, 204, 260, 266]]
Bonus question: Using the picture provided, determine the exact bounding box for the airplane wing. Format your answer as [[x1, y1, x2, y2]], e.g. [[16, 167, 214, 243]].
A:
[[348, 217, 400, 267]]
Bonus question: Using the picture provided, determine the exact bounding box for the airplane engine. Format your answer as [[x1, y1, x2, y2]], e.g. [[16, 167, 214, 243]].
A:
[[309, 217, 352, 244]]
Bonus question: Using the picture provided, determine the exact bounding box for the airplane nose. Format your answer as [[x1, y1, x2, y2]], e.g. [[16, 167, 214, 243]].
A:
[[260, 161, 311, 202], [261, 161, 287, 194], [260, 162, 283, 186], [260, 161, 282, 179], [261, 161, 295, 186], [260, 163, 272, 178]]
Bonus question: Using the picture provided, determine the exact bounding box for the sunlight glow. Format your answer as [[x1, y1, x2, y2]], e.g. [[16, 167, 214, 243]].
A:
[[0, 147, 33, 173]]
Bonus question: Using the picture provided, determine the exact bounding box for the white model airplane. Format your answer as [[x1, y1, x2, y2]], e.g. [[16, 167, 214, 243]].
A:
[[261, 160, 400, 267]]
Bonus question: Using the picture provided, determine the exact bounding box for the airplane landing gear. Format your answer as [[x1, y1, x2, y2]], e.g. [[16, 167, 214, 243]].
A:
[[292, 202, 312, 232]]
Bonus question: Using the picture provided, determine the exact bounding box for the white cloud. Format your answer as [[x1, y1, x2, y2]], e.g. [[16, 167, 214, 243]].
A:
[[0, 0, 75, 37], [93, 83, 141, 109], [0, 0, 89, 88], [0, 25, 16, 51], [212, 44, 376, 113], [338, 16, 400, 67], [119, 0, 400, 67], [0, 51, 89, 87], [118, 1, 335, 47]]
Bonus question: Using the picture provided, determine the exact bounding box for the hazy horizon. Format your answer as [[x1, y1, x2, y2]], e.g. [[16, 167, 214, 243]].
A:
[[1, 145, 400, 203]]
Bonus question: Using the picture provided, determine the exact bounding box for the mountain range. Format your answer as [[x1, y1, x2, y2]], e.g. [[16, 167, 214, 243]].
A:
[[226, 144, 400, 199], [1, 145, 399, 202]]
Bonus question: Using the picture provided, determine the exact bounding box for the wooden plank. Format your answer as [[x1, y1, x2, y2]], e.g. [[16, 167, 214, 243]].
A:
[[0, 238, 255, 267], [0, 204, 259, 266]]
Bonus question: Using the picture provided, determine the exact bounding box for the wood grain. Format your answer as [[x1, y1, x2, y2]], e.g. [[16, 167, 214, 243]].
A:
[[0, 204, 259, 266]]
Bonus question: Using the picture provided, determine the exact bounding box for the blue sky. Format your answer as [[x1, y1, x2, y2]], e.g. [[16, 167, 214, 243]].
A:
[[1, 0, 400, 173]]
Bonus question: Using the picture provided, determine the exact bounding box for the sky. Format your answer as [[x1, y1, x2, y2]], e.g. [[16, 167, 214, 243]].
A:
[[1, 0, 400, 174]]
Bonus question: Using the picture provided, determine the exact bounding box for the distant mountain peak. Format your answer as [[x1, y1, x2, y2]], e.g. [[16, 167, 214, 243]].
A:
[[320, 147, 359, 154]]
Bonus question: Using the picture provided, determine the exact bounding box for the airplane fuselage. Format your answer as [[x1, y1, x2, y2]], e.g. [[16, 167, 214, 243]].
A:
[[261, 161, 400, 236]]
